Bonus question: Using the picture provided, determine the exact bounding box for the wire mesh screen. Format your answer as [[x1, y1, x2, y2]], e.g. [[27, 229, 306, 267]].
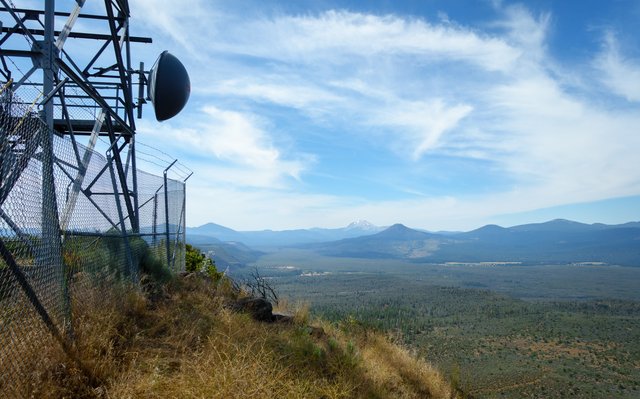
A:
[[0, 86, 187, 397]]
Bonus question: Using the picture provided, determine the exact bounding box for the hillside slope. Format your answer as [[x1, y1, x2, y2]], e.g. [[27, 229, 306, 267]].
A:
[[310, 224, 447, 259], [24, 273, 453, 399]]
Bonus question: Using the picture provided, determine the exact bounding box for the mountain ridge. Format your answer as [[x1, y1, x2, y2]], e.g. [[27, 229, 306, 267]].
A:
[[187, 219, 640, 266], [187, 220, 386, 247], [310, 221, 640, 266]]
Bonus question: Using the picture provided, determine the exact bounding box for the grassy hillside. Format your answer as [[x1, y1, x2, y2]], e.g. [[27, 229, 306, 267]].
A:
[[21, 272, 453, 398]]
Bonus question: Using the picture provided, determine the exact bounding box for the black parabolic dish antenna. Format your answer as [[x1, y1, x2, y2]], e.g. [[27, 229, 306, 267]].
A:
[[148, 51, 191, 121]]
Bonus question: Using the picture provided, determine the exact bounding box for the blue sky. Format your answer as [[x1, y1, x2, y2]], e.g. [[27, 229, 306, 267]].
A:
[[52, 0, 640, 230]]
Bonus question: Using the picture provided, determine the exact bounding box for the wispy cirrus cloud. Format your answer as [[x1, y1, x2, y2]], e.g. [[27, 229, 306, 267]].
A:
[[210, 78, 342, 113], [595, 32, 640, 102], [371, 100, 473, 160], [130, 0, 213, 58], [487, 73, 640, 198], [218, 10, 521, 72]]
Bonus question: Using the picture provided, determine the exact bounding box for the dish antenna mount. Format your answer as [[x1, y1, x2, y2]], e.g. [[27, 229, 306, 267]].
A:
[[148, 50, 191, 121]]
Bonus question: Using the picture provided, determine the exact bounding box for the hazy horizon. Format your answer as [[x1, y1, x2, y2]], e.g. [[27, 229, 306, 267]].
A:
[[187, 212, 639, 232]]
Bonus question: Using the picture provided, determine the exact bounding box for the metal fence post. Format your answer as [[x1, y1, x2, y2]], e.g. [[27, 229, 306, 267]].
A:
[[152, 190, 158, 247], [130, 137, 140, 232], [163, 160, 177, 269]]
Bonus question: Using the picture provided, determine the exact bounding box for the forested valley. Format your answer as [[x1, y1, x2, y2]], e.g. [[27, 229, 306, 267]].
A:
[[229, 252, 640, 398]]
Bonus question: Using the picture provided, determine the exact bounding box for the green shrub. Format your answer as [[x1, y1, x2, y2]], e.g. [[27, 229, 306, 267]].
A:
[[185, 244, 205, 272], [185, 244, 223, 282]]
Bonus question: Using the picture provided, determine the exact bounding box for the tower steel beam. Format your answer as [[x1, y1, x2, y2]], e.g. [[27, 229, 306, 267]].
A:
[[105, 113, 138, 231], [104, 0, 135, 129], [0, 26, 152, 43], [0, 6, 125, 21]]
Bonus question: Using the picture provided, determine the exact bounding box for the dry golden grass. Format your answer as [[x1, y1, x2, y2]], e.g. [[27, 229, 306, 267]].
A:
[[0, 298, 63, 398], [9, 273, 454, 398], [356, 331, 451, 398]]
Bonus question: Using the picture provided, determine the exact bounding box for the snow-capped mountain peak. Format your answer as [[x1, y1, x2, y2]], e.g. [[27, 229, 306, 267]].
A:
[[345, 220, 378, 230]]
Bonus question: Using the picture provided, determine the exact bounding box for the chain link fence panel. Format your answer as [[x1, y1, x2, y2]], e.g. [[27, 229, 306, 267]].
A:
[[0, 85, 187, 398]]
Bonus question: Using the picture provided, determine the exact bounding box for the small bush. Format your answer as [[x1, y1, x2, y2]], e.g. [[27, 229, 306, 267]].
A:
[[136, 240, 172, 282], [185, 243, 206, 272]]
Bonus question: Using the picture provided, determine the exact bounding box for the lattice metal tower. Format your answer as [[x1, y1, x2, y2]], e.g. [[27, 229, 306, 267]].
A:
[[1, 0, 190, 242], [1, 0, 155, 233]]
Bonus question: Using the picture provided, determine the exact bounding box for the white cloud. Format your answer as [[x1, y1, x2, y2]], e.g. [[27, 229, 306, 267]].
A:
[[211, 79, 342, 111], [137, 106, 311, 188], [373, 100, 473, 159], [199, 106, 286, 170], [129, 0, 214, 58], [483, 70, 640, 206], [218, 10, 521, 72], [595, 32, 640, 102], [498, 5, 550, 63]]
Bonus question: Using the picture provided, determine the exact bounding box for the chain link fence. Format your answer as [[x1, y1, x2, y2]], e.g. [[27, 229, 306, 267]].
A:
[[0, 84, 187, 397]]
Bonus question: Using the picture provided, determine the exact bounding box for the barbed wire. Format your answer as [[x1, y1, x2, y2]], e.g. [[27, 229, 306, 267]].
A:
[[6, 0, 34, 48], [136, 141, 193, 178], [137, 141, 176, 162], [135, 154, 172, 170], [5, 56, 44, 98]]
